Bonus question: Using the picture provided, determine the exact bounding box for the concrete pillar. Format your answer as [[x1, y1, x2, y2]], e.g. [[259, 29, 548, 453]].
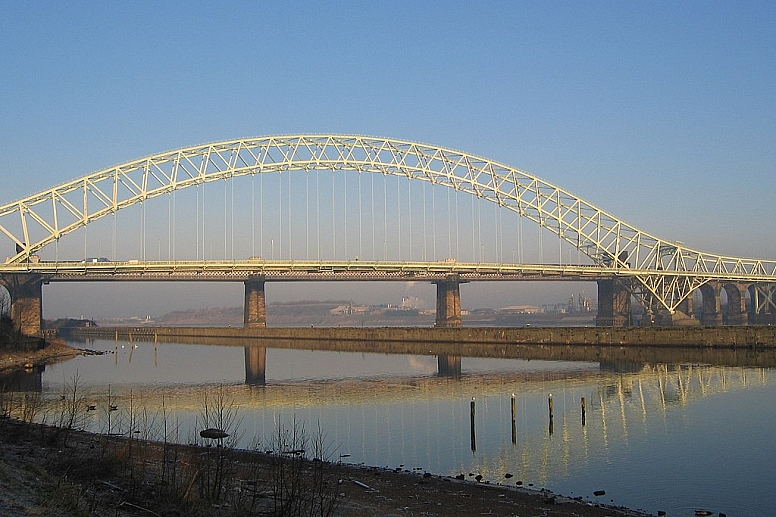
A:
[[6, 274, 44, 337], [243, 277, 266, 328], [595, 279, 631, 327], [437, 355, 462, 378], [244, 346, 266, 385], [724, 283, 748, 325], [435, 276, 462, 327], [699, 282, 723, 326]]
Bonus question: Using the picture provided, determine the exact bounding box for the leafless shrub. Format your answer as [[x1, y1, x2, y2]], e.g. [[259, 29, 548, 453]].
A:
[[19, 390, 43, 424], [158, 395, 186, 498], [238, 417, 340, 517], [0, 386, 12, 419], [194, 385, 242, 502], [53, 372, 89, 447]]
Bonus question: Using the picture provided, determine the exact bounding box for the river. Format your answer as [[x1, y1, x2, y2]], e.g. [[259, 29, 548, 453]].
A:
[[3, 337, 775, 517]]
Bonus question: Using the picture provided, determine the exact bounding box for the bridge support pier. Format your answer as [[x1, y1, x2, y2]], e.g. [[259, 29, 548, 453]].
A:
[[595, 279, 631, 327], [434, 276, 462, 327], [699, 283, 723, 326], [243, 277, 266, 328], [2, 274, 44, 337]]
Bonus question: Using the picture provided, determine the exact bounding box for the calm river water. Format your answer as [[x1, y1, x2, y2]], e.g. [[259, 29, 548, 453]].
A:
[[4, 337, 775, 517]]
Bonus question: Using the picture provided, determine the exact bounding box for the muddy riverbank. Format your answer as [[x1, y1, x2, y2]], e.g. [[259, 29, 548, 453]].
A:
[[0, 416, 649, 517]]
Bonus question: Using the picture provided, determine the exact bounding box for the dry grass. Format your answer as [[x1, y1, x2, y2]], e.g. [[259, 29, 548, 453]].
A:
[[0, 417, 650, 517]]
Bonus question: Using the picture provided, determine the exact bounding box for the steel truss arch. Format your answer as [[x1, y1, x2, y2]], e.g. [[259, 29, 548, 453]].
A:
[[2, 134, 775, 313]]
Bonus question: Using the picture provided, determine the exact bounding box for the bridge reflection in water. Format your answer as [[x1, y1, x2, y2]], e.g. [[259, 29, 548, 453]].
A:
[[4, 339, 775, 517], [245, 347, 462, 385], [244, 346, 266, 385], [245, 350, 459, 384]]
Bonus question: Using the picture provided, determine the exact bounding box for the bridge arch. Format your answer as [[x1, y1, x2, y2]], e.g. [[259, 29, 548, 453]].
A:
[[694, 282, 754, 326], [2, 135, 776, 316], [722, 283, 748, 325]]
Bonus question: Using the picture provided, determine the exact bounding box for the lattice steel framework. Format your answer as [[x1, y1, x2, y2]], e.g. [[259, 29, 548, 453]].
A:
[[1, 135, 775, 312]]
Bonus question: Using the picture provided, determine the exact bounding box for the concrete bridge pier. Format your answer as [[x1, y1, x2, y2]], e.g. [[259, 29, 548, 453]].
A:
[[2, 274, 44, 337], [595, 279, 631, 327], [243, 277, 267, 328], [699, 283, 723, 326], [434, 276, 463, 327]]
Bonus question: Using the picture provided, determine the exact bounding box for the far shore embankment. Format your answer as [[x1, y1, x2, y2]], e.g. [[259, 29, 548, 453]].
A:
[[64, 324, 776, 347], [59, 325, 776, 367]]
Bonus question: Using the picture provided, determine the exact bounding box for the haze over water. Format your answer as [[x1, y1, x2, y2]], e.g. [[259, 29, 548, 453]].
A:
[[4, 338, 773, 517]]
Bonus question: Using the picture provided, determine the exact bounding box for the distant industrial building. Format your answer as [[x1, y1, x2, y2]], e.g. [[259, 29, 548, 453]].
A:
[[498, 305, 542, 315]]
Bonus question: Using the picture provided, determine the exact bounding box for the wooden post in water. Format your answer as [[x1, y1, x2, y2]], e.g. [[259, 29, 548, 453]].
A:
[[581, 397, 586, 426], [470, 397, 476, 452], [548, 393, 554, 435], [510, 393, 516, 445]]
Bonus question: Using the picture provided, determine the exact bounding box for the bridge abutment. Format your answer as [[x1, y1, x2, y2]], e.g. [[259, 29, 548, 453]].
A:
[[435, 276, 462, 327], [243, 277, 267, 328], [3, 274, 44, 337], [595, 279, 631, 327]]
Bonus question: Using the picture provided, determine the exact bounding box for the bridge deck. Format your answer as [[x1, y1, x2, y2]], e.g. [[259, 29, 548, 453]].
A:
[[2, 259, 774, 283]]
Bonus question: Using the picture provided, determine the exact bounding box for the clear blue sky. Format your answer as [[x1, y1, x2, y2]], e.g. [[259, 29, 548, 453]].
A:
[[2, 1, 775, 318]]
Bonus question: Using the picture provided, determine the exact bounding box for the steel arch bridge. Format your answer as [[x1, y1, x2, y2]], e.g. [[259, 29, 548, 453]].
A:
[[1, 134, 776, 325]]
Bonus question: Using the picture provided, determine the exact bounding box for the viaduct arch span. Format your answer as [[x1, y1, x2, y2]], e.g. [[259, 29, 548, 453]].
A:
[[1, 135, 775, 335]]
